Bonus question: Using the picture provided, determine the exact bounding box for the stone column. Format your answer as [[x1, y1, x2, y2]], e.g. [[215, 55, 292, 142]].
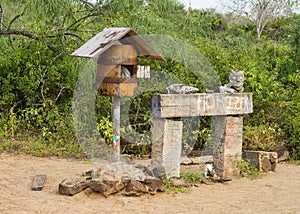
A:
[[151, 118, 165, 168], [213, 116, 243, 178], [151, 118, 183, 178]]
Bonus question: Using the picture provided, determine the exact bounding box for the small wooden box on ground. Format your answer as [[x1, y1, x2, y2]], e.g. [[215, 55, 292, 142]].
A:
[[243, 151, 278, 172]]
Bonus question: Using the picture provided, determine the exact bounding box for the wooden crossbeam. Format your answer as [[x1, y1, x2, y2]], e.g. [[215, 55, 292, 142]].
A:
[[152, 93, 253, 118]]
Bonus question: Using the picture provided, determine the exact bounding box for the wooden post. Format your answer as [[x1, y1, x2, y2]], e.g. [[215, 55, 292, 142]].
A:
[[112, 95, 121, 162]]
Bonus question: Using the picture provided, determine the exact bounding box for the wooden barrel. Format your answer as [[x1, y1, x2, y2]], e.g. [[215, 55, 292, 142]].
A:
[[97, 45, 138, 96]]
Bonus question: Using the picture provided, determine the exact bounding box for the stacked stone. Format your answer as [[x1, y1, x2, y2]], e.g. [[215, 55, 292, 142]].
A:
[[59, 162, 165, 197], [213, 116, 243, 178]]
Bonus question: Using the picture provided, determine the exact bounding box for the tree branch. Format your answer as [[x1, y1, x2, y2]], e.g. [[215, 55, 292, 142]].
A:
[[47, 27, 85, 42], [66, 12, 100, 31], [0, 29, 57, 52], [0, 2, 101, 56], [81, 0, 96, 9], [55, 87, 66, 102], [0, 4, 3, 32], [8, 8, 26, 30], [0, 5, 59, 53], [63, 32, 85, 41], [37, 69, 48, 102]]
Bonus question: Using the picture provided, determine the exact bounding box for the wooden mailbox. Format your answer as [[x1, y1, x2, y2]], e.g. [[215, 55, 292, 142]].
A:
[[71, 27, 165, 161], [97, 45, 138, 96], [71, 27, 165, 97]]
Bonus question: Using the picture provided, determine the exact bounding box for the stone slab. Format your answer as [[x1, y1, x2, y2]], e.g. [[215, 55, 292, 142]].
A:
[[59, 179, 90, 196], [189, 156, 213, 165], [243, 151, 278, 172], [31, 174, 46, 191]]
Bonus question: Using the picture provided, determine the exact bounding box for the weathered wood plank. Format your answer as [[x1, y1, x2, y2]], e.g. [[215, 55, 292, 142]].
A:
[[152, 93, 253, 118], [98, 82, 137, 96], [119, 83, 137, 96], [31, 174, 46, 191], [98, 77, 137, 84]]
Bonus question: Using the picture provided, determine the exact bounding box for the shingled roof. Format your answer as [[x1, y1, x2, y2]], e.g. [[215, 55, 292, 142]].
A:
[[71, 27, 165, 61]]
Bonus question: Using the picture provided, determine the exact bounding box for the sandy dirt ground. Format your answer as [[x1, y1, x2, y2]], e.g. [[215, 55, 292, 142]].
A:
[[0, 152, 299, 214]]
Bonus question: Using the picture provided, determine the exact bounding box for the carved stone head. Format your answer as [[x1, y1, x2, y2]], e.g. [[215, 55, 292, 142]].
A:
[[229, 70, 244, 92]]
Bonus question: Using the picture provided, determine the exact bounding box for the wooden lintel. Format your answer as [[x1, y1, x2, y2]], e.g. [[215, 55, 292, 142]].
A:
[[152, 93, 253, 118]]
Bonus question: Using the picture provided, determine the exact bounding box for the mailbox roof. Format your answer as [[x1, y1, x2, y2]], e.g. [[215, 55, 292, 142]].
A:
[[71, 27, 165, 61]]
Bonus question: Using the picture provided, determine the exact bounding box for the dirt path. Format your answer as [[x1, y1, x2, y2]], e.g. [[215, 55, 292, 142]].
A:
[[0, 153, 299, 214]]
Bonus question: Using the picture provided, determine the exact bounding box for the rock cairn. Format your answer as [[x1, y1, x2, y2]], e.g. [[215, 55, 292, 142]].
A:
[[59, 161, 164, 197]]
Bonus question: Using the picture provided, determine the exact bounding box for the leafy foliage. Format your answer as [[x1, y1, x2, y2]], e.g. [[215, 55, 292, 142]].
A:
[[231, 156, 263, 179], [0, 0, 299, 159], [180, 172, 204, 183]]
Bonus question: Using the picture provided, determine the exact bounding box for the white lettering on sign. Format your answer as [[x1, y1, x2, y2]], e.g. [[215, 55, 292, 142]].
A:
[[196, 94, 252, 115], [225, 96, 252, 112], [156, 93, 253, 118]]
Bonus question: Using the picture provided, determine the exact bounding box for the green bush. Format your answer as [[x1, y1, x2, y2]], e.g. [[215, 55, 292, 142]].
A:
[[180, 172, 204, 183], [231, 157, 262, 179], [243, 125, 285, 151]]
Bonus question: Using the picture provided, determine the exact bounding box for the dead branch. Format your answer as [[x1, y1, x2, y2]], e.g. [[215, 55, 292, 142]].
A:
[[0, 2, 100, 55], [0, 4, 3, 32], [66, 12, 100, 31], [0, 29, 39, 39], [81, 0, 95, 9], [55, 87, 66, 102], [0, 29, 57, 52], [63, 32, 84, 41], [8, 8, 26, 30], [47, 27, 84, 42], [38, 69, 48, 102], [0, 5, 57, 53]]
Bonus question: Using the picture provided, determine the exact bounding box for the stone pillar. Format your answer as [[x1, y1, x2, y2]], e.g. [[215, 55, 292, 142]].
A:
[[213, 116, 243, 178], [151, 118, 183, 178], [151, 118, 165, 168]]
